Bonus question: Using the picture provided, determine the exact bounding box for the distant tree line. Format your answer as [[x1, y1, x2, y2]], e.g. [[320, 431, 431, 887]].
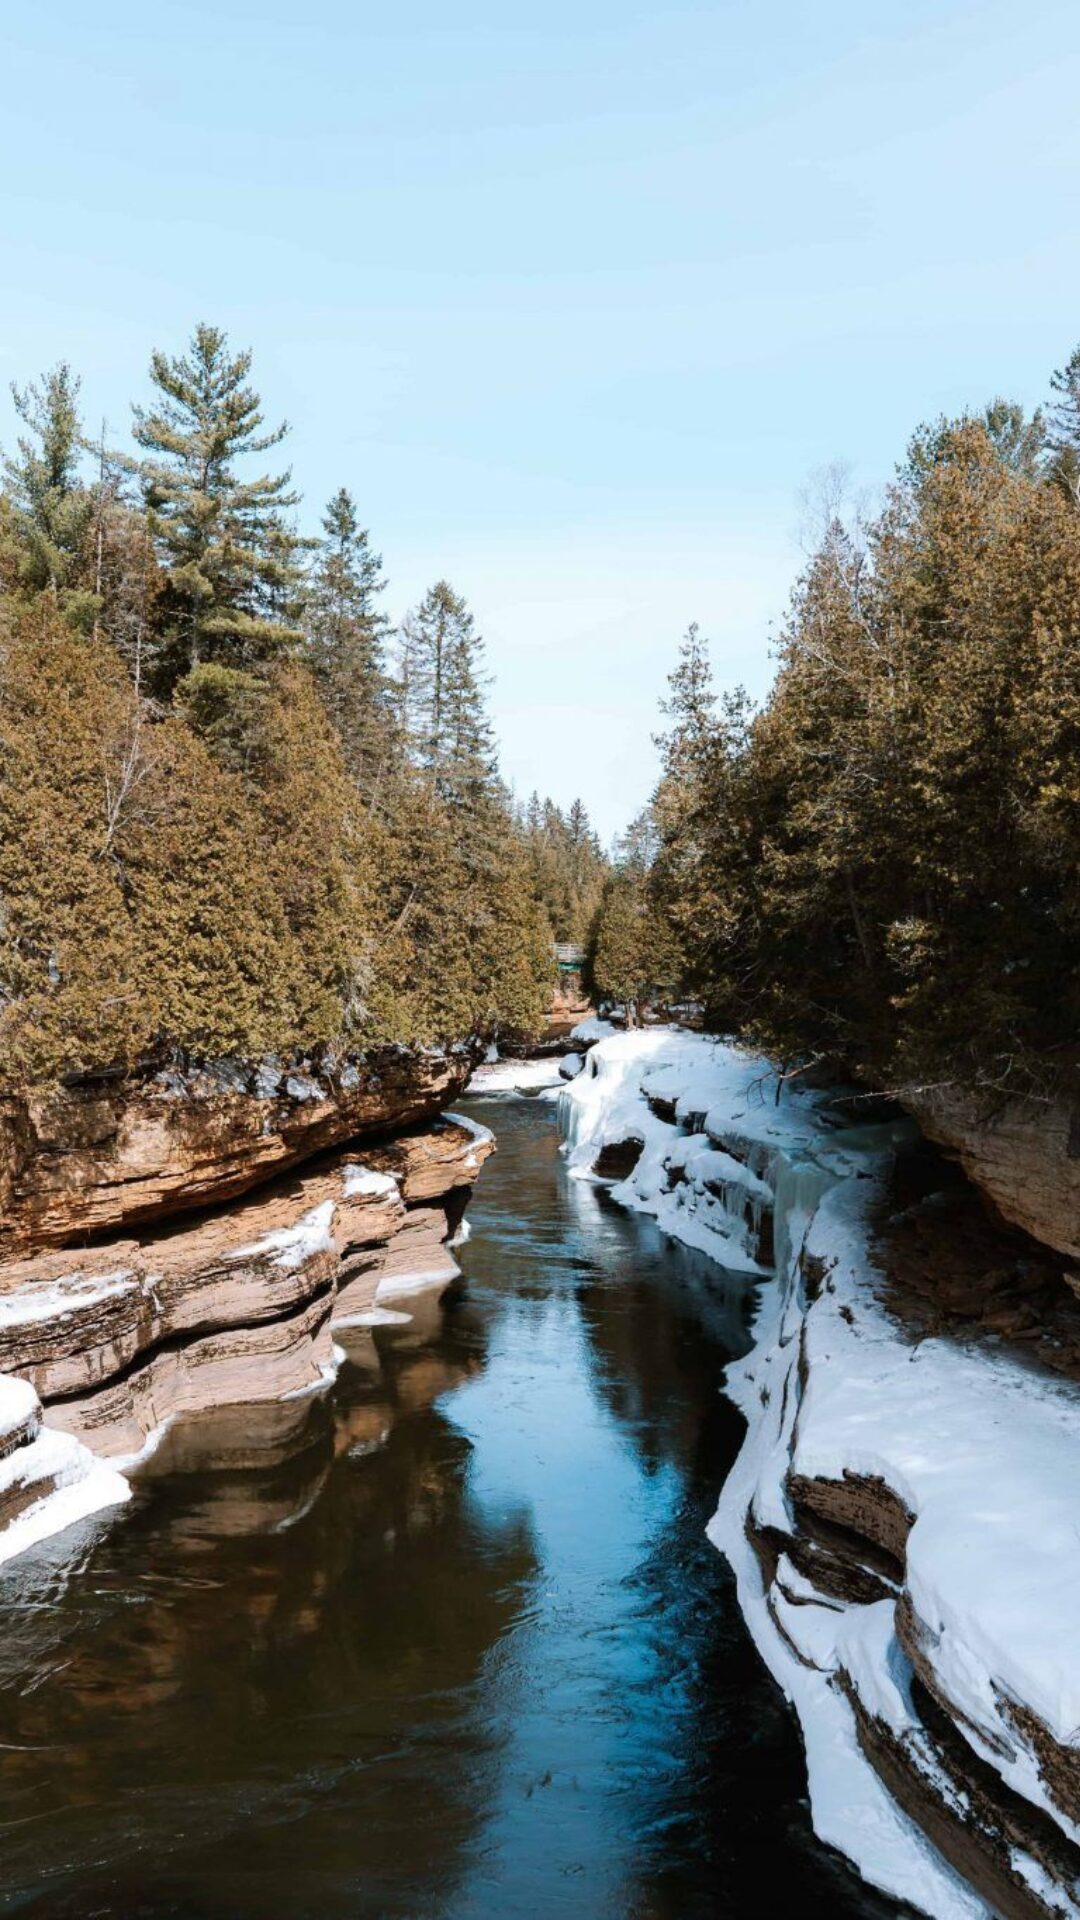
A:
[[640, 345, 1080, 1099], [0, 324, 614, 1087]]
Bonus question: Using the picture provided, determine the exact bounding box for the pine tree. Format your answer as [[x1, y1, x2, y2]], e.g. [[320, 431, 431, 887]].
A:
[[591, 866, 679, 1026], [982, 398, 1044, 477], [307, 488, 394, 794], [2, 364, 96, 625], [132, 324, 303, 685], [1047, 345, 1080, 503], [400, 580, 495, 808]]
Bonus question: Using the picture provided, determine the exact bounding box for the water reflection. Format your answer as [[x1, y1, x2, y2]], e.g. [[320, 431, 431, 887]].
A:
[[0, 1095, 900, 1919]]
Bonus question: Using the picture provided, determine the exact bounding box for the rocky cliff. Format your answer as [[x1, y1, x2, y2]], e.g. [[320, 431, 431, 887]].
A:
[[0, 1049, 493, 1568], [903, 1086, 1080, 1264]]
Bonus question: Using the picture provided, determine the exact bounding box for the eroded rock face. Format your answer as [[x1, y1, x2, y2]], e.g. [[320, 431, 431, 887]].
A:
[[904, 1086, 1080, 1262], [0, 1116, 494, 1465], [0, 1047, 474, 1259]]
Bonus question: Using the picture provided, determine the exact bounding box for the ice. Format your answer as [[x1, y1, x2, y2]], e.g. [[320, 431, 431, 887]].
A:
[[444, 1111, 495, 1147], [0, 1377, 129, 1574], [466, 1057, 564, 1093], [559, 1025, 1080, 1916], [569, 1016, 615, 1043]]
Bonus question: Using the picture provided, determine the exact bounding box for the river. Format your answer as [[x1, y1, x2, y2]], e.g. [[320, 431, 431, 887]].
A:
[[0, 1091, 900, 1918]]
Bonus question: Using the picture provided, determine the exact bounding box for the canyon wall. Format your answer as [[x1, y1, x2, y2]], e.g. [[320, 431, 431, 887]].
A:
[[0, 1046, 473, 1258], [903, 1086, 1080, 1264], [0, 1050, 492, 1565]]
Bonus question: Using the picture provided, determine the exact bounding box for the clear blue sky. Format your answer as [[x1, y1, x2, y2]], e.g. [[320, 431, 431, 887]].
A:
[[2, 0, 1079, 839]]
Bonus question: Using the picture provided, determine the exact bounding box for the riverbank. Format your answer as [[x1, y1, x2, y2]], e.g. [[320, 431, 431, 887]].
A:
[[0, 1085, 897, 1919], [0, 1050, 493, 1567], [559, 1029, 1080, 1920]]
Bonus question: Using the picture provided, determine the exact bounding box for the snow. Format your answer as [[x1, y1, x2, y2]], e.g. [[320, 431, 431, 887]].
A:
[[558, 1053, 583, 1081], [335, 1305, 413, 1328], [569, 1016, 615, 1043], [445, 1111, 496, 1146], [0, 1374, 40, 1443], [0, 1269, 136, 1328], [1011, 1851, 1077, 1917], [0, 1376, 129, 1574], [558, 1030, 809, 1272], [284, 1073, 323, 1103], [466, 1057, 564, 1093], [229, 1199, 337, 1271], [342, 1164, 399, 1199], [444, 1110, 495, 1170], [559, 1026, 1080, 1917]]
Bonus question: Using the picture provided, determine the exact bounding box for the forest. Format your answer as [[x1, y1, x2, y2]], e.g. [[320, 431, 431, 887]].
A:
[[0, 326, 611, 1089], [637, 342, 1080, 1103], [10, 323, 1080, 1108]]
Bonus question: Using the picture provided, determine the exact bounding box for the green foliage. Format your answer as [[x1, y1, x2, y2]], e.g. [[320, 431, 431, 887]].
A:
[[590, 814, 681, 1021], [174, 662, 271, 776], [306, 488, 395, 796], [0, 608, 297, 1081], [518, 793, 609, 944], [0, 325, 558, 1087], [399, 580, 496, 810], [652, 375, 1080, 1099], [1, 365, 97, 628], [132, 324, 304, 687]]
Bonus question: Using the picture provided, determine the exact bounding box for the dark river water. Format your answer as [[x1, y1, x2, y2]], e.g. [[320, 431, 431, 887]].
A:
[[0, 1093, 899, 1919]]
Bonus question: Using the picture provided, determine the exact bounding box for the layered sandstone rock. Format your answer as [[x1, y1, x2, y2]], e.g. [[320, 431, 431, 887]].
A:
[[0, 1115, 494, 1463], [904, 1085, 1080, 1263], [0, 1046, 474, 1259]]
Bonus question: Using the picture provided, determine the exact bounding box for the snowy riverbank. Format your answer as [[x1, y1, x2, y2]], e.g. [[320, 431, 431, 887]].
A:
[[559, 1029, 1080, 1920]]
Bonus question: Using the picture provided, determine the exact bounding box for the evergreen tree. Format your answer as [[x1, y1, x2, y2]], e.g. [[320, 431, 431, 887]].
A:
[[307, 487, 394, 794], [591, 861, 680, 1026], [982, 398, 1044, 477], [1, 364, 96, 625], [1047, 344, 1080, 502], [400, 580, 496, 808], [517, 792, 609, 944], [132, 324, 302, 685]]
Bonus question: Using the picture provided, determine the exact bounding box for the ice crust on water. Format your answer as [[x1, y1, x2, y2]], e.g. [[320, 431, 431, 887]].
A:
[[467, 1057, 564, 1093], [560, 1027, 1080, 1918]]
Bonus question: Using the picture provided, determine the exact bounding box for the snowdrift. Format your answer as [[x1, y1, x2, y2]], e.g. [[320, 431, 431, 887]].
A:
[[560, 1029, 1080, 1920]]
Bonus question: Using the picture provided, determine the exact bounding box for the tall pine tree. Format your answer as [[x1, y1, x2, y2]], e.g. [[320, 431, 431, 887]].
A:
[[132, 325, 302, 686], [399, 580, 495, 809], [2, 364, 96, 625], [307, 488, 393, 795]]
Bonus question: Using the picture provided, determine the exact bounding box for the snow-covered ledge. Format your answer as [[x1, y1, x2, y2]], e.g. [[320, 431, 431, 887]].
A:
[[559, 1030, 1080, 1920]]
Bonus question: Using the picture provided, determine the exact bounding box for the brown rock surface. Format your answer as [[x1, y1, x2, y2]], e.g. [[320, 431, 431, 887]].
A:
[[0, 1047, 474, 1258], [543, 975, 593, 1038], [904, 1086, 1080, 1262], [0, 1115, 494, 1458]]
